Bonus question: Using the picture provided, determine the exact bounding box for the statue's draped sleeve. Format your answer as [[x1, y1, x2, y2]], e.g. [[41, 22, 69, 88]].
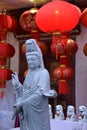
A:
[[37, 69, 57, 98]]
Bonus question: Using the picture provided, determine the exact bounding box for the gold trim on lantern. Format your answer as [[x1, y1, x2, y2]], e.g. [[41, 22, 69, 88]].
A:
[[59, 64, 66, 67], [60, 55, 68, 58], [59, 79, 67, 82], [29, 7, 38, 14], [53, 31, 61, 35]]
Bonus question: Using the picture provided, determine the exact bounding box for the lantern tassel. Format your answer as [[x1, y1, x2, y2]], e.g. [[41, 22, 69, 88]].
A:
[[0, 81, 6, 98], [58, 80, 68, 95]]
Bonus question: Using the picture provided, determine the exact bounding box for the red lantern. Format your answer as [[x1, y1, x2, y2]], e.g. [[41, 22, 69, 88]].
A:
[[0, 14, 11, 32], [66, 39, 78, 55], [0, 14, 17, 33], [0, 42, 15, 58], [36, 1, 81, 33], [51, 37, 78, 59], [53, 65, 73, 80], [0, 68, 13, 98], [0, 68, 13, 80], [80, 8, 87, 28], [51, 41, 66, 59], [8, 16, 17, 32], [19, 9, 39, 32], [53, 65, 73, 94]]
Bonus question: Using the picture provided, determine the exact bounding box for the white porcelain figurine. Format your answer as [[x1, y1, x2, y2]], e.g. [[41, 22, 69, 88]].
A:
[[78, 105, 87, 122], [55, 105, 64, 120], [66, 105, 76, 121]]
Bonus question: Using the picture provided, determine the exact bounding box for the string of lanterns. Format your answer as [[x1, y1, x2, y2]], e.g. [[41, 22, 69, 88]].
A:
[[35, 0, 81, 95], [0, 11, 17, 98], [51, 34, 78, 94]]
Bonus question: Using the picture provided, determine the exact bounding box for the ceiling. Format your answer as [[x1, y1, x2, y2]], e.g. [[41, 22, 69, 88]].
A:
[[0, 0, 51, 11], [0, 0, 87, 12]]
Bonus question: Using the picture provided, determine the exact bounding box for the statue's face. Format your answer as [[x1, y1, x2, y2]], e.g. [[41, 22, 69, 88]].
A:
[[79, 106, 87, 117], [79, 109, 86, 116], [67, 110, 72, 116], [27, 55, 40, 69], [67, 108, 74, 116], [56, 107, 62, 115]]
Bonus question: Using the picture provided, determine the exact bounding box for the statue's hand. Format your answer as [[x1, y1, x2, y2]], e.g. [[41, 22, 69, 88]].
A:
[[11, 72, 20, 89]]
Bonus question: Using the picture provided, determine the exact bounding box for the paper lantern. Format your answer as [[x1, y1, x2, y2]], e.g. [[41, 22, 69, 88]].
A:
[[66, 39, 78, 55], [36, 1, 81, 33], [51, 37, 78, 59], [8, 16, 17, 32], [19, 8, 38, 32], [0, 42, 15, 58], [53, 65, 73, 80], [0, 68, 13, 80], [51, 37, 67, 57], [80, 8, 87, 28], [53, 65, 73, 95], [0, 14, 17, 33], [0, 68, 13, 98]]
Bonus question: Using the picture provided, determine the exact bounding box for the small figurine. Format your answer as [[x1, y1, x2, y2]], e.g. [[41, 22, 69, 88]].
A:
[[66, 105, 76, 121], [55, 105, 64, 120], [78, 105, 87, 122], [49, 104, 53, 119]]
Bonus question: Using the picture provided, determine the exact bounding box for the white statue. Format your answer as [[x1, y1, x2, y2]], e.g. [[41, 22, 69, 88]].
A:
[[55, 105, 64, 120], [11, 39, 57, 130], [66, 105, 76, 121], [78, 105, 87, 122], [49, 104, 53, 119]]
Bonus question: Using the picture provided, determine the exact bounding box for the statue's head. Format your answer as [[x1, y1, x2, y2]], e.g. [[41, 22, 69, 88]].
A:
[[79, 105, 87, 116], [25, 39, 44, 68], [67, 105, 75, 116], [56, 105, 63, 114]]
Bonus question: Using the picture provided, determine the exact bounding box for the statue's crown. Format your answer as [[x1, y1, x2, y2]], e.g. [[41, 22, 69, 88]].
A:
[[25, 39, 40, 56]]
